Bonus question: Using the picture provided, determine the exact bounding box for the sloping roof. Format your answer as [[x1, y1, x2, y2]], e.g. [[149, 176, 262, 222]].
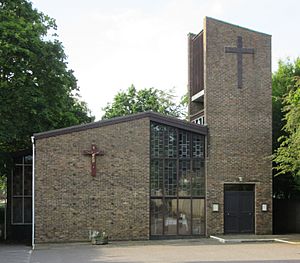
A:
[[34, 111, 207, 140], [205, 16, 271, 37]]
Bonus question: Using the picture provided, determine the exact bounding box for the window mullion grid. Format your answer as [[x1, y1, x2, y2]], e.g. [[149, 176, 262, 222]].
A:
[[150, 123, 206, 237]]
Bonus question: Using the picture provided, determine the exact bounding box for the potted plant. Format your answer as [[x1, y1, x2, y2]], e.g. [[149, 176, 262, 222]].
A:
[[91, 231, 108, 245]]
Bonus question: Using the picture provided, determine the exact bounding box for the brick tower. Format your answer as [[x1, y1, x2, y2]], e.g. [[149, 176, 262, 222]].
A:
[[188, 17, 272, 235]]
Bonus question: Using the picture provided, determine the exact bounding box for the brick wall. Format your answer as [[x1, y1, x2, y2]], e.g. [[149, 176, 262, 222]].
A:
[[203, 17, 272, 235], [35, 118, 150, 243]]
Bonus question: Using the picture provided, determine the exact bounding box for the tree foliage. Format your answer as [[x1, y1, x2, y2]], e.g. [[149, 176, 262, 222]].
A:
[[272, 59, 300, 150], [273, 58, 300, 193], [0, 0, 94, 191], [274, 77, 300, 178], [0, 0, 93, 151], [102, 85, 186, 119]]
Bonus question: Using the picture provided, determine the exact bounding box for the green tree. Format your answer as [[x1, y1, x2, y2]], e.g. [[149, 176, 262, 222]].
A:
[[272, 58, 300, 195], [0, 0, 94, 191], [102, 85, 186, 119], [274, 76, 300, 186], [272, 59, 300, 151]]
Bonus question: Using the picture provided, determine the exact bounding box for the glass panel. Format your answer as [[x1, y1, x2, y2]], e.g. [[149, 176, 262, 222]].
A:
[[13, 156, 23, 165], [150, 160, 163, 196], [150, 122, 206, 236], [164, 160, 177, 196], [150, 199, 163, 235], [178, 160, 191, 196], [192, 199, 205, 235], [13, 166, 23, 196], [151, 123, 164, 158], [179, 132, 190, 158], [164, 199, 177, 235], [192, 134, 204, 158], [24, 166, 32, 195], [164, 127, 177, 158], [12, 197, 23, 223], [178, 199, 191, 235], [24, 155, 33, 164], [24, 197, 32, 223], [192, 160, 205, 197]]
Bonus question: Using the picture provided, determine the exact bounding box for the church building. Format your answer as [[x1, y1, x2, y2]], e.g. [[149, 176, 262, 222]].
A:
[[5, 17, 272, 244]]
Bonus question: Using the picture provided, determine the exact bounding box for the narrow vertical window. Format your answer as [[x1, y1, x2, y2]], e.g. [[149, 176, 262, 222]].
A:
[[12, 155, 32, 224]]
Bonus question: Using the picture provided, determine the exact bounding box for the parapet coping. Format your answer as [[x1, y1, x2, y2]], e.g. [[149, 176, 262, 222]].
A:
[[34, 111, 208, 140], [205, 16, 272, 37]]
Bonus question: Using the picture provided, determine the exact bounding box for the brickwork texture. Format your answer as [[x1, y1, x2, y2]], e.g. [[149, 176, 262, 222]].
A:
[[35, 118, 150, 243], [203, 17, 272, 235]]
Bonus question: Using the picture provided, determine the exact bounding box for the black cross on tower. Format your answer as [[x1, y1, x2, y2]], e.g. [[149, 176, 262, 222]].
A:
[[225, 36, 255, 89]]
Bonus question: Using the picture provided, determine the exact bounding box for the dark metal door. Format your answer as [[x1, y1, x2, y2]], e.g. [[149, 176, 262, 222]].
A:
[[224, 190, 254, 234]]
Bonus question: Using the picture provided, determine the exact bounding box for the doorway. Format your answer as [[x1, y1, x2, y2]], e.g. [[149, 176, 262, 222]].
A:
[[224, 184, 254, 234]]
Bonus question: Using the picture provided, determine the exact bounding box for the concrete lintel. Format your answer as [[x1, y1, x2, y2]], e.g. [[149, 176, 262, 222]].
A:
[[192, 90, 204, 102]]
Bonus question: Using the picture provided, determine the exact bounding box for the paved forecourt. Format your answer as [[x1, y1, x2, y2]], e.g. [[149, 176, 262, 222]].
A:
[[0, 244, 32, 263], [28, 239, 300, 263]]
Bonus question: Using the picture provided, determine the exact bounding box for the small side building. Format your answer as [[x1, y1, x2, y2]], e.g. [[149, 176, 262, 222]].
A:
[[33, 113, 207, 242]]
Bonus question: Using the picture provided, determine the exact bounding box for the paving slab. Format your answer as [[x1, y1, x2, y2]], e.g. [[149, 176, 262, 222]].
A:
[[210, 234, 300, 244], [1, 237, 300, 263], [0, 244, 32, 263], [30, 241, 300, 263]]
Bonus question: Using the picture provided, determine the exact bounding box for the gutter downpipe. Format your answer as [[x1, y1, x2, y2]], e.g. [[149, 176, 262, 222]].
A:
[[31, 136, 35, 249]]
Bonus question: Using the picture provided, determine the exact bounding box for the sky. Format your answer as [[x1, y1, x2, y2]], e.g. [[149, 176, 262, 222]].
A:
[[31, 0, 300, 120]]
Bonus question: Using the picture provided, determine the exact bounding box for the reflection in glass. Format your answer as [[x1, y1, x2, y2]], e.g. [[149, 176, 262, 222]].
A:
[[150, 199, 163, 235], [150, 160, 163, 196], [24, 155, 33, 164], [192, 160, 205, 196], [164, 199, 177, 235], [178, 199, 191, 235], [150, 122, 205, 236], [179, 132, 190, 158], [12, 198, 23, 223], [192, 134, 204, 158], [12, 155, 33, 224], [164, 127, 177, 158], [24, 197, 32, 223], [178, 160, 191, 196], [151, 123, 164, 158], [24, 166, 32, 195], [13, 166, 23, 196], [192, 199, 205, 235], [164, 160, 177, 196]]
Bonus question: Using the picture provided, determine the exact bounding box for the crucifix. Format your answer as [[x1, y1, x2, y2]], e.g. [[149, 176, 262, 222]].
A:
[[225, 36, 255, 89], [83, 144, 104, 177]]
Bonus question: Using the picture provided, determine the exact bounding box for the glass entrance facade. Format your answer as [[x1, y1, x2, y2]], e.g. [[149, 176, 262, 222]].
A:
[[150, 122, 205, 237]]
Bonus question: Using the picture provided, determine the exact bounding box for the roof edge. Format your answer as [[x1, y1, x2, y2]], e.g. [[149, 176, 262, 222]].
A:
[[34, 111, 207, 140], [204, 16, 272, 37]]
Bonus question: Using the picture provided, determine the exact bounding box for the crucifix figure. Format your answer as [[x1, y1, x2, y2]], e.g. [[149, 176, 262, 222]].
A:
[[83, 144, 104, 177], [225, 36, 254, 89]]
